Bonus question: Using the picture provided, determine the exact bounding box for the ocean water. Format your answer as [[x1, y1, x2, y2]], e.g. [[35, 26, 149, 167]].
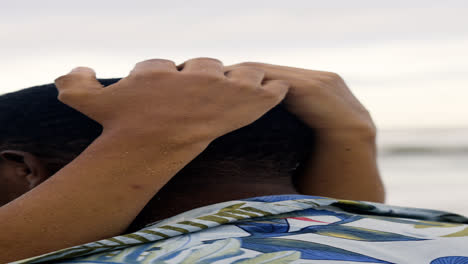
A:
[[377, 128, 468, 217]]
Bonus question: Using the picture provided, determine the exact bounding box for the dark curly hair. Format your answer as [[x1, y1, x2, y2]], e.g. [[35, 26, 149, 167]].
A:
[[0, 78, 315, 189]]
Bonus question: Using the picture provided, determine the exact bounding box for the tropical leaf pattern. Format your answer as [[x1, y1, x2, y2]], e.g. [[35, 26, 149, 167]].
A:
[[430, 256, 468, 264], [10, 195, 468, 264], [178, 238, 243, 264], [233, 250, 300, 264]]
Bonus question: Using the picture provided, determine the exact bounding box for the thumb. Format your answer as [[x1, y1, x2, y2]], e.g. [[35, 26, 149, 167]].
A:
[[54, 67, 103, 95]]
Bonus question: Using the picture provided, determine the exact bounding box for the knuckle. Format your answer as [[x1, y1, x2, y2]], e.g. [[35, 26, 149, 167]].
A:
[[188, 57, 222, 64], [151, 58, 174, 64], [133, 59, 176, 73], [54, 74, 73, 86], [132, 68, 154, 77], [321, 72, 343, 83], [238, 62, 259, 67], [54, 71, 89, 86], [71, 67, 95, 75], [138, 58, 175, 65], [134, 61, 145, 69]]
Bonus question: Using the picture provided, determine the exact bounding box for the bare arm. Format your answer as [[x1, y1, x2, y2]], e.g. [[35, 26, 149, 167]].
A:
[[298, 127, 384, 203], [0, 58, 289, 263], [0, 126, 208, 262], [225, 62, 385, 203]]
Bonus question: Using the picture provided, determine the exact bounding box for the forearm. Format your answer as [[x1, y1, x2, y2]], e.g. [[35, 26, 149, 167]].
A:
[[0, 129, 209, 263], [224, 62, 385, 202], [297, 129, 385, 203]]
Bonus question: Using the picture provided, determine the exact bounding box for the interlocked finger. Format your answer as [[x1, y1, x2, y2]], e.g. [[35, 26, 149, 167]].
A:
[[260, 79, 290, 104], [178, 57, 224, 77], [130, 59, 178, 76], [225, 66, 265, 87], [54, 67, 103, 97]]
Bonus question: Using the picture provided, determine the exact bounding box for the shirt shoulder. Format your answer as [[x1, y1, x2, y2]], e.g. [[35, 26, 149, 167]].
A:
[[12, 195, 468, 263]]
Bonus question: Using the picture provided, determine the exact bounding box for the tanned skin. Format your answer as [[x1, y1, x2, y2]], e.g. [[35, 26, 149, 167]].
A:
[[0, 58, 290, 263], [130, 62, 385, 227], [225, 62, 384, 203], [0, 58, 384, 262]]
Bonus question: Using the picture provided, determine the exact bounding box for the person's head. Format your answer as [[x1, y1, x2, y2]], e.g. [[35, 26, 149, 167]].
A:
[[0, 79, 315, 221]]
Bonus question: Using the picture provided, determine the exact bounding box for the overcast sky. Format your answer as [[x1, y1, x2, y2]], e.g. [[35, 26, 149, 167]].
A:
[[1, 0, 467, 129]]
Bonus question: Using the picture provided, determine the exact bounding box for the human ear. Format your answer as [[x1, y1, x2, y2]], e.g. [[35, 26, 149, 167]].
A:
[[0, 150, 51, 189]]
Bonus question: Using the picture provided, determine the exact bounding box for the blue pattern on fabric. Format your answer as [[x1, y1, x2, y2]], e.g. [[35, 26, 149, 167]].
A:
[[11, 195, 468, 264], [241, 194, 324, 202], [431, 256, 468, 263]]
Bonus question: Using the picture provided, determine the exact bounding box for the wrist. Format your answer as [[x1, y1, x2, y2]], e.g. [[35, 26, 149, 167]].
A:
[[315, 124, 377, 145], [299, 121, 384, 203]]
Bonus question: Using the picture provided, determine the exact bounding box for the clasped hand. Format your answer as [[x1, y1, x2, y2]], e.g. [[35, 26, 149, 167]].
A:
[[55, 57, 376, 144], [55, 58, 289, 145]]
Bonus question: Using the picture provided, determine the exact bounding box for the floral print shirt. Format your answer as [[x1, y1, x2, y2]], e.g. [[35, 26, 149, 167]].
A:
[[12, 195, 468, 264]]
